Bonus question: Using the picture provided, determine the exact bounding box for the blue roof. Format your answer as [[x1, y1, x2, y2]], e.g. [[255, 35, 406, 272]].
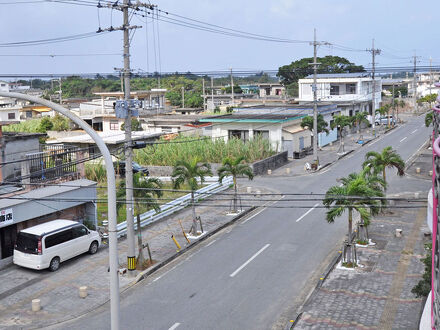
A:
[[304, 72, 370, 79]]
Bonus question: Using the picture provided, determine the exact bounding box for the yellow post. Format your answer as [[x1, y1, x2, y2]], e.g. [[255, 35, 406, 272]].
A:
[[179, 220, 191, 244], [171, 235, 181, 252]]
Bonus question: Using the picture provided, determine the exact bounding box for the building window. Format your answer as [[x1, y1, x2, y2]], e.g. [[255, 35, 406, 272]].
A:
[[0, 84, 5, 87], [109, 120, 119, 130], [228, 130, 249, 142], [346, 83, 356, 94], [254, 130, 269, 140], [8, 113, 15, 120], [330, 84, 340, 95], [26, 111, 32, 118]]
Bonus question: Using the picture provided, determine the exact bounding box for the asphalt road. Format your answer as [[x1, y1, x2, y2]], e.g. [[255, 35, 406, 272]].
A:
[[62, 115, 431, 330]]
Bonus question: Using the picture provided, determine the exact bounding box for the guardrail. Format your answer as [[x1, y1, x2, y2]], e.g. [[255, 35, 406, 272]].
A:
[[116, 176, 233, 237]]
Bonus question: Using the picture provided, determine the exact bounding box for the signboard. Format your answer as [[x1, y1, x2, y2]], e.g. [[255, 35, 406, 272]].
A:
[[0, 209, 13, 226]]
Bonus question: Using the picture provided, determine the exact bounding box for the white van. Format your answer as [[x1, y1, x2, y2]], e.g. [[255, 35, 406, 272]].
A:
[[13, 219, 101, 271]]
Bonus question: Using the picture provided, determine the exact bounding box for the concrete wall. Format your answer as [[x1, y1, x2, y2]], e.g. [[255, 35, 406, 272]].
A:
[[251, 151, 288, 175], [147, 163, 223, 177], [2, 135, 41, 181], [0, 108, 19, 122]]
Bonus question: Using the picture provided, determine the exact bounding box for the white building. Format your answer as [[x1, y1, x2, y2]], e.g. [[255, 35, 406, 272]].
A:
[[298, 73, 382, 116], [0, 81, 21, 124]]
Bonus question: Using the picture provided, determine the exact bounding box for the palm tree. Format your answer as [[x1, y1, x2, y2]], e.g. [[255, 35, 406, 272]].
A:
[[172, 158, 213, 236], [218, 156, 254, 213], [330, 115, 352, 153], [323, 172, 383, 265], [362, 146, 405, 189], [354, 111, 369, 134], [117, 173, 163, 267], [426, 111, 433, 128]]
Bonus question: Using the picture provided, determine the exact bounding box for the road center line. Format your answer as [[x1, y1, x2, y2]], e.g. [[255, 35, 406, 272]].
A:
[[400, 137, 407, 143], [230, 243, 270, 278], [168, 323, 180, 330], [411, 129, 418, 134], [296, 203, 320, 222], [206, 239, 217, 247], [242, 207, 266, 224]]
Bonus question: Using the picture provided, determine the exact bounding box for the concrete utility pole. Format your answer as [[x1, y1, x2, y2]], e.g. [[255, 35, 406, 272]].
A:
[[309, 29, 329, 167], [366, 39, 381, 136], [211, 77, 214, 109], [202, 78, 206, 111], [58, 78, 62, 104], [181, 86, 185, 108], [122, 0, 136, 277], [230, 68, 234, 106], [430, 56, 433, 97], [413, 52, 419, 112]]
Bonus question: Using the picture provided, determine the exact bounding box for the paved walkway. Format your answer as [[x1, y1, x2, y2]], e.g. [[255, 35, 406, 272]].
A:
[[293, 147, 430, 330]]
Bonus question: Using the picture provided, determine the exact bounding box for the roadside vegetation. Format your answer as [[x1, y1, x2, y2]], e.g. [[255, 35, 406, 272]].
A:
[[134, 135, 275, 166], [3, 114, 70, 133]]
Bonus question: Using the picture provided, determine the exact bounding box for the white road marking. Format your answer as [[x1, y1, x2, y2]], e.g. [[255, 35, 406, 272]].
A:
[[296, 203, 320, 222], [230, 243, 270, 278], [400, 137, 407, 143], [206, 239, 217, 247], [242, 208, 266, 224], [169, 323, 180, 330], [411, 129, 418, 134]]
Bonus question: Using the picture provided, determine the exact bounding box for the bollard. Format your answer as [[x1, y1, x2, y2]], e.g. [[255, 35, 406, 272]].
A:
[[416, 167, 421, 174], [415, 192, 420, 199], [395, 229, 403, 237], [32, 299, 41, 312], [430, 170, 433, 176], [171, 235, 181, 251], [79, 286, 88, 298], [286, 168, 291, 174], [246, 186, 252, 193], [267, 169, 272, 175]]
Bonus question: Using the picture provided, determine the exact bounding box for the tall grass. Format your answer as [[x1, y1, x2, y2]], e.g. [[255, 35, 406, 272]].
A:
[[134, 135, 275, 166], [85, 162, 107, 183]]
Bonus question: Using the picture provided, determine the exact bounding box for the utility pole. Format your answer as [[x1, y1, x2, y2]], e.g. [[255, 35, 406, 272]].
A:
[[413, 52, 419, 113], [211, 77, 214, 110], [392, 82, 395, 126], [181, 86, 185, 108], [122, 0, 136, 277], [366, 39, 381, 136], [202, 78, 206, 111], [430, 56, 433, 97], [58, 78, 62, 104], [309, 29, 329, 168], [230, 68, 234, 106]]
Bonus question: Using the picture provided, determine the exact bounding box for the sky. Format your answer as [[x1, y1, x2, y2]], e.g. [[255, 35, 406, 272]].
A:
[[0, 0, 439, 77]]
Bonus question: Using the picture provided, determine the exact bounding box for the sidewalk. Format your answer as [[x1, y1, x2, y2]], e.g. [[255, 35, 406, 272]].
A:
[[293, 148, 431, 330], [0, 185, 279, 329], [272, 126, 391, 177]]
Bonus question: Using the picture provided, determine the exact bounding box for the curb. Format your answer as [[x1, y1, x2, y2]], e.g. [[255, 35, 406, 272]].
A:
[[289, 251, 342, 329], [132, 206, 257, 285]]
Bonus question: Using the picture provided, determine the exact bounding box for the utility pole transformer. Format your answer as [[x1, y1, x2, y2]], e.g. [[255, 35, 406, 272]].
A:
[[366, 39, 381, 136]]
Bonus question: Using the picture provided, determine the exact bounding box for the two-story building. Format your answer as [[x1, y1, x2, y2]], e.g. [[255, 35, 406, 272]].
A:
[[298, 73, 382, 117]]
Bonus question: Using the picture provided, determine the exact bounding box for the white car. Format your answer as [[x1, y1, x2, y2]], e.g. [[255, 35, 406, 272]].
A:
[[13, 219, 101, 271]]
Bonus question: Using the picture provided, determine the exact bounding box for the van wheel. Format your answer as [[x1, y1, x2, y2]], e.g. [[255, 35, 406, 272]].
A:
[[89, 241, 99, 254], [49, 257, 60, 272]]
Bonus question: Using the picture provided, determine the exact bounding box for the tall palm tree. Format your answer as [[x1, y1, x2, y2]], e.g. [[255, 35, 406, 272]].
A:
[[425, 111, 433, 128], [330, 115, 352, 153], [218, 156, 254, 213], [362, 146, 405, 188], [172, 158, 213, 236], [117, 173, 163, 266], [323, 172, 383, 265], [354, 111, 369, 134]]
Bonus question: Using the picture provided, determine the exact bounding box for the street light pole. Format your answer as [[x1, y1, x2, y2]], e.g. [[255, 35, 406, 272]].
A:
[[0, 91, 120, 330]]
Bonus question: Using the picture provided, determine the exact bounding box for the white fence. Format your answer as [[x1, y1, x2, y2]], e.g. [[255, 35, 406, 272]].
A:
[[116, 176, 233, 237]]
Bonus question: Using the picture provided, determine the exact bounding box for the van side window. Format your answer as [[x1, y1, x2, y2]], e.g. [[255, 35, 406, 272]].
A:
[[72, 225, 88, 239], [45, 229, 74, 248]]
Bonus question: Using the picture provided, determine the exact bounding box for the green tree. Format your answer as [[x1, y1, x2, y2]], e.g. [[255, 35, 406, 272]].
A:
[[277, 56, 365, 96], [172, 158, 213, 236], [38, 116, 53, 133], [323, 171, 383, 266], [353, 112, 369, 134], [362, 146, 405, 189], [51, 114, 70, 131], [117, 173, 163, 267], [330, 115, 352, 152], [224, 85, 243, 94], [121, 118, 143, 131], [426, 111, 433, 127], [300, 114, 329, 135], [417, 93, 438, 107], [218, 156, 254, 213]]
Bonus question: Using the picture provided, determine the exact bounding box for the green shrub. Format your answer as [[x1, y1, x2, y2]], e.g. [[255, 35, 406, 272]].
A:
[[412, 243, 432, 298]]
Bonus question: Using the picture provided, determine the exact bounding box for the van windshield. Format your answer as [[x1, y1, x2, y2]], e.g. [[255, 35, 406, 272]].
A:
[[15, 232, 39, 255]]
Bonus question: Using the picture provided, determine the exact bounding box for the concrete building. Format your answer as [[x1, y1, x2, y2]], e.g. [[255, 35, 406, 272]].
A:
[[199, 105, 338, 158], [258, 83, 286, 98], [298, 73, 382, 116]]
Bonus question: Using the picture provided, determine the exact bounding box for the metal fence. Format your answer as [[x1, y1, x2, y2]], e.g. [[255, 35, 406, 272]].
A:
[[431, 85, 440, 329], [26, 144, 79, 183], [116, 176, 233, 238]]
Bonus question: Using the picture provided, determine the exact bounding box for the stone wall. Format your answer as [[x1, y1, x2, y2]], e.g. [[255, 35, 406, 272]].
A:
[[147, 163, 223, 177], [251, 151, 288, 175]]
